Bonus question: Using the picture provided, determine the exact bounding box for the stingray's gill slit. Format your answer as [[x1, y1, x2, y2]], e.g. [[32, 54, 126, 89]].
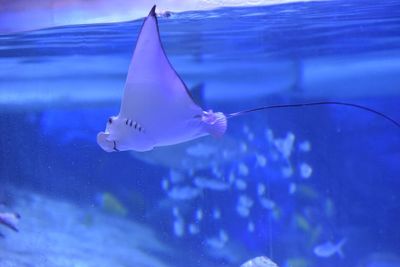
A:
[[97, 5, 399, 153], [227, 101, 400, 129], [113, 141, 119, 152]]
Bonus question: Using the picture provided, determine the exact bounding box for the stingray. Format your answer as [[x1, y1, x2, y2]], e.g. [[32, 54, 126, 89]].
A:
[[97, 5, 400, 153], [97, 6, 226, 152]]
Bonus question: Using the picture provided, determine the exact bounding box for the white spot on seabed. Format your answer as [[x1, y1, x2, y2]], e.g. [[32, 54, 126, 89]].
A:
[[240, 256, 279, 267]]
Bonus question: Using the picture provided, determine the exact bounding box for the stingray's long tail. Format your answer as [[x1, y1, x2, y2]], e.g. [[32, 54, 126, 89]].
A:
[[227, 101, 400, 129]]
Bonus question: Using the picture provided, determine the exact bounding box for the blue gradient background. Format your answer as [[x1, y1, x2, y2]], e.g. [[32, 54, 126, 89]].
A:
[[0, 1, 399, 267]]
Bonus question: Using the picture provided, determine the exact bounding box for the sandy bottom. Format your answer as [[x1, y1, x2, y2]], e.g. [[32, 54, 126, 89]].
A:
[[0, 188, 173, 267]]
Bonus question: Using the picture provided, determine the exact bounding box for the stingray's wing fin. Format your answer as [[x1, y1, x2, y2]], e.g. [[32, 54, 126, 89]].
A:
[[119, 5, 202, 131], [190, 83, 206, 107]]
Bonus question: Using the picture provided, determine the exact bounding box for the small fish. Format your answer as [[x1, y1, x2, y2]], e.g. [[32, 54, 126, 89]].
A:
[[273, 132, 295, 159], [173, 216, 185, 237], [259, 197, 276, 210], [299, 162, 313, 179], [288, 182, 297, 194], [194, 176, 230, 191], [169, 169, 185, 183], [240, 256, 279, 267], [284, 257, 309, 267], [247, 221, 255, 233], [206, 229, 229, 249], [95, 192, 128, 217], [161, 178, 169, 191], [281, 165, 294, 178], [172, 206, 180, 217], [206, 236, 226, 250], [235, 179, 247, 190], [236, 205, 251, 217], [293, 213, 311, 232], [256, 154, 267, 167], [0, 212, 20, 232], [298, 140, 311, 152], [195, 208, 203, 221], [236, 195, 253, 217], [238, 162, 249, 176], [313, 238, 347, 258], [131, 133, 248, 172], [324, 198, 335, 218], [185, 143, 217, 157], [212, 208, 221, 220], [167, 186, 201, 200], [188, 223, 200, 235], [257, 183, 266, 195]]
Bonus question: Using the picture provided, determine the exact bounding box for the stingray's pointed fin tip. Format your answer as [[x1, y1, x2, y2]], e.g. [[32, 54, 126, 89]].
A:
[[149, 5, 157, 17]]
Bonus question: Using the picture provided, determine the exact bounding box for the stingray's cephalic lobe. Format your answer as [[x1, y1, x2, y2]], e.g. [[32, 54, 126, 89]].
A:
[[97, 5, 227, 152]]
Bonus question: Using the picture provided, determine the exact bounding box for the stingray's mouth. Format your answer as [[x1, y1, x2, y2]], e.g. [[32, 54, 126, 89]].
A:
[[113, 141, 120, 152]]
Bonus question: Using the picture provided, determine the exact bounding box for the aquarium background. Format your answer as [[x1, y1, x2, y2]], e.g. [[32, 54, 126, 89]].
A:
[[1, 0, 400, 266]]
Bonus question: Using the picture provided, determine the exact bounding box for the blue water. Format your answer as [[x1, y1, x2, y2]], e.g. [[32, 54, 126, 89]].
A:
[[1, 1, 400, 267]]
